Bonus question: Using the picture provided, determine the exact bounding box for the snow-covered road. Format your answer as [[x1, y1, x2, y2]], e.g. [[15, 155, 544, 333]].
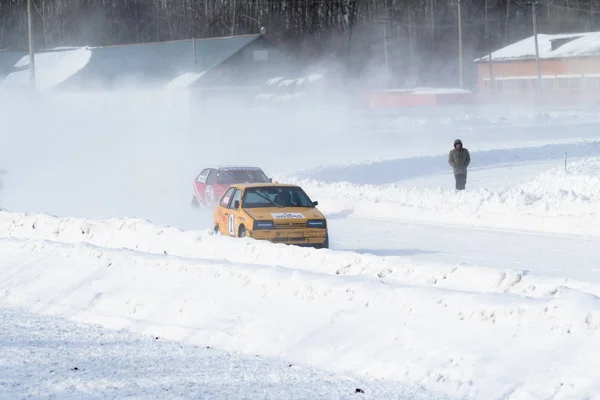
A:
[[333, 216, 600, 282]]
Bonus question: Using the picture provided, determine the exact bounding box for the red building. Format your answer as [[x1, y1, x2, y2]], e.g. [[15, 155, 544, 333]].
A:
[[474, 31, 600, 106], [365, 87, 474, 108]]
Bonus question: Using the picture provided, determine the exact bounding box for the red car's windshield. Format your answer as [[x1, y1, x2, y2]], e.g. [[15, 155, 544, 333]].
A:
[[217, 169, 269, 184]]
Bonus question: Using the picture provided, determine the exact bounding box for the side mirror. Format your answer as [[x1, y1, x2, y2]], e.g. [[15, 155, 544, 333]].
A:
[[234, 200, 240, 209], [268, 177, 273, 183], [312, 201, 319, 206]]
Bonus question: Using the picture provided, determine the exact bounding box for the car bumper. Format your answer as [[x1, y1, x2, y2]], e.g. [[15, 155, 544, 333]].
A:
[[248, 228, 327, 245]]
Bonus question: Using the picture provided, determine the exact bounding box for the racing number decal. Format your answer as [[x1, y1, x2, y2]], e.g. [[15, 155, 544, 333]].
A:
[[228, 214, 235, 236]]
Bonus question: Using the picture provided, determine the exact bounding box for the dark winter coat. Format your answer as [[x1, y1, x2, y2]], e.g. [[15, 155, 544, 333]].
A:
[[448, 139, 470, 174]]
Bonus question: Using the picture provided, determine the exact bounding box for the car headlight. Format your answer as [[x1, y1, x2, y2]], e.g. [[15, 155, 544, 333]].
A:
[[307, 219, 326, 228], [253, 220, 274, 230]]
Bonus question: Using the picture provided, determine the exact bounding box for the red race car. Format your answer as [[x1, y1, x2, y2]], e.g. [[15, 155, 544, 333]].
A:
[[191, 166, 272, 207]]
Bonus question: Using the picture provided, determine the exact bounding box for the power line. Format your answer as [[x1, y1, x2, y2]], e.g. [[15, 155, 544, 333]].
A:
[[27, 0, 35, 88], [532, 2, 542, 90]]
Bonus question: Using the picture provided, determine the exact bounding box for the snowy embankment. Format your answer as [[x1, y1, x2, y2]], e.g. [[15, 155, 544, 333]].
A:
[[280, 156, 600, 236], [1, 308, 422, 400], [2, 211, 600, 399], [1, 210, 598, 297]]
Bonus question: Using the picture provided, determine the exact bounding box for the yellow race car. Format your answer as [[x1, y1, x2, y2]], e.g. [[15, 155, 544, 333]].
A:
[[213, 182, 329, 249]]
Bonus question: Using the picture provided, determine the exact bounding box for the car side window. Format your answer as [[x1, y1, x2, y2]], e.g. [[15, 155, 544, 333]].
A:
[[206, 169, 217, 185], [196, 169, 209, 183], [229, 189, 242, 209], [220, 187, 235, 207]]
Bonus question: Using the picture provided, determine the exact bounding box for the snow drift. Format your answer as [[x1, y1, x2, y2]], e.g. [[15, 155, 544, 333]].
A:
[[1, 212, 600, 399], [290, 140, 600, 185], [1, 210, 599, 296], [281, 157, 600, 236], [1, 307, 430, 400]]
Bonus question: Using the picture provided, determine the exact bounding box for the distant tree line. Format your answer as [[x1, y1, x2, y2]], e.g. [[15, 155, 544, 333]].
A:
[[1, 0, 600, 87]]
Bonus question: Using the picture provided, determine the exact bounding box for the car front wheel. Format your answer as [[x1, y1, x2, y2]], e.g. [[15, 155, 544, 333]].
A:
[[315, 232, 329, 249]]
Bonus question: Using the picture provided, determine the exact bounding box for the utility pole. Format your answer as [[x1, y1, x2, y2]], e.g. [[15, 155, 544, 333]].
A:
[[230, 0, 237, 36], [347, 0, 357, 59], [532, 1, 542, 90], [383, 22, 388, 72], [458, 0, 463, 88], [27, 0, 36, 87], [486, 31, 494, 91], [192, 37, 197, 63], [485, 0, 494, 91], [377, 14, 390, 78], [383, 5, 390, 74]]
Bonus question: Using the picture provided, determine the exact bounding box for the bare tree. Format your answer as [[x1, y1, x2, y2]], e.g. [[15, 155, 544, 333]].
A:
[[1, 0, 599, 87]]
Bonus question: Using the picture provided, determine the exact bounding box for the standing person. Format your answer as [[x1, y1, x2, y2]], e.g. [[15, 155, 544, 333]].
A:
[[448, 139, 470, 190]]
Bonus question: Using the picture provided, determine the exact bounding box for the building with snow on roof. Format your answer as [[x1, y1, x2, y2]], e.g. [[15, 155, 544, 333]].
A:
[[474, 31, 600, 106], [0, 33, 298, 93]]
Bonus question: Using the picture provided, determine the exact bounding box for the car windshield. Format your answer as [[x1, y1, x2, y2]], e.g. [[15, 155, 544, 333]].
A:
[[242, 186, 314, 208], [218, 169, 269, 184]]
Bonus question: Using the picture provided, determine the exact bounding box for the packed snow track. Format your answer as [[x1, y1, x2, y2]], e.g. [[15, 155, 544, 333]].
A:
[[2, 91, 600, 399]]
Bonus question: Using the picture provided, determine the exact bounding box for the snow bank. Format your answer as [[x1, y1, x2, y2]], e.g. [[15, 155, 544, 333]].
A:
[[1, 222, 600, 399], [281, 157, 600, 236], [1, 307, 423, 400], [291, 140, 600, 185], [0, 307, 432, 400], [1, 47, 91, 90], [3, 210, 600, 298]]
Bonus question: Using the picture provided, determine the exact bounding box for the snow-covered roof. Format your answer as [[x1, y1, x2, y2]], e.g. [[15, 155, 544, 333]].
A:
[[474, 31, 600, 62], [2, 47, 92, 90], [372, 87, 472, 95], [164, 71, 205, 90]]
